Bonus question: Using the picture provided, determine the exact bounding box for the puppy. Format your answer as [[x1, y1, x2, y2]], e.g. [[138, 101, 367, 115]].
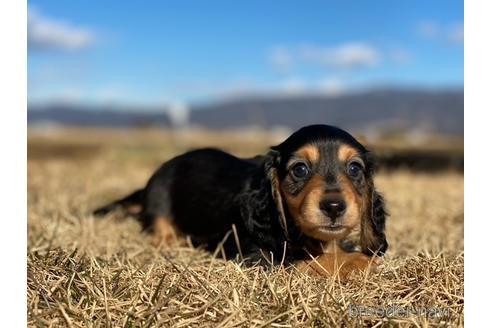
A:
[[94, 125, 388, 277]]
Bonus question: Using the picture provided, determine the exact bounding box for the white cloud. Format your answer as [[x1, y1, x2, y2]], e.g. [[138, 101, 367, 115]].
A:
[[418, 21, 439, 39], [417, 21, 463, 46], [317, 77, 344, 96], [208, 76, 350, 100], [447, 24, 464, 45], [280, 77, 307, 94], [269, 46, 293, 72], [28, 85, 84, 104], [28, 76, 352, 106], [269, 42, 381, 72], [28, 82, 171, 108], [299, 43, 380, 69], [389, 48, 412, 64], [28, 7, 96, 51]]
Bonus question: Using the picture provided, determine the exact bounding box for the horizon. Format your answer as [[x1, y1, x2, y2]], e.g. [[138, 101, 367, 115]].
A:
[[28, 85, 464, 111]]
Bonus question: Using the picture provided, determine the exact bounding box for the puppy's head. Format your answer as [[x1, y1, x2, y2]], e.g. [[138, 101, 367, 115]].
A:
[[266, 125, 388, 255]]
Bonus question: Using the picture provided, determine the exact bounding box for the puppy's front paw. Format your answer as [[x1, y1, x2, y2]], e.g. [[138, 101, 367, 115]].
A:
[[296, 252, 384, 279], [342, 253, 384, 275]]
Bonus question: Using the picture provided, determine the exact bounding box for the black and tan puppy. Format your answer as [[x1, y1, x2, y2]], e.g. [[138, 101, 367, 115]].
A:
[[94, 125, 388, 277]]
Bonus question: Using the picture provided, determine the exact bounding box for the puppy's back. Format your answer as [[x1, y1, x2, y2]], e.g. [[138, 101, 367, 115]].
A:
[[143, 148, 259, 241]]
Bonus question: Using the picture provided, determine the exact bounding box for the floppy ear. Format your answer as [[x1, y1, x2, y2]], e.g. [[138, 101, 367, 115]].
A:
[[238, 149, 290, 257], [360, 186, 388, 257], [263, 150, 289, 235]]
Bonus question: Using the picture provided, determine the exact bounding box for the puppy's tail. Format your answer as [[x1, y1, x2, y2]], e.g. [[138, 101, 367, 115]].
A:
[[93, 189, 144, 217]]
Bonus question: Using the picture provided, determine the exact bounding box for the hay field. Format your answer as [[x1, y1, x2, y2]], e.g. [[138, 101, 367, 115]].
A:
[[27, 128, 464, 327]]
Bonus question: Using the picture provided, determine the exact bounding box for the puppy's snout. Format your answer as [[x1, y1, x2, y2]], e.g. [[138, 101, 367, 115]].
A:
[[320, 198, 346, 221]]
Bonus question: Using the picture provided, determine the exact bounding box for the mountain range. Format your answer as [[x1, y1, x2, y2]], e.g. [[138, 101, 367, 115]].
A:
[[28, 89, 464, 136]]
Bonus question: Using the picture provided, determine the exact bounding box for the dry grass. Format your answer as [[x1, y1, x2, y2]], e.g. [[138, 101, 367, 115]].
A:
[[27, 129, 464, 327]]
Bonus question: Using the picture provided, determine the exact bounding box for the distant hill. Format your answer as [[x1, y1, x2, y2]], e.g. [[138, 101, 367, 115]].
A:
[[28, 89, 464, 135], [27, 104, 170, 127], [190, 89, 463, 135]]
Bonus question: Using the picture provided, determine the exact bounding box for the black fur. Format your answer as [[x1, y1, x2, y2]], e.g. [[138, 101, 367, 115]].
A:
[[93, 189, 143, 216], [366, 191, 389, 256], [94, 124, 388, 263]]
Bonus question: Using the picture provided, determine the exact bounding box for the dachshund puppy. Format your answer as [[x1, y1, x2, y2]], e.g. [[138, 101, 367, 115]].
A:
[[94, 125, 388, 278]]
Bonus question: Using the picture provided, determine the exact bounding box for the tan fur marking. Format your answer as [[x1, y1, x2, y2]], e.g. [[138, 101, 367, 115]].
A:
[[296, 243, 382, 280], [283, 173, 363, 241], [126, 204, 142, 215], [150, 216, 184, 247], [295, 144, 319, 163], [283, 174, 326, 232], [338, 144, 359, 162], [338, 174, 362, 230]]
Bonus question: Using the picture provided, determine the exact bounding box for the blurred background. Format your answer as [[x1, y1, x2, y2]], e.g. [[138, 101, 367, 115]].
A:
[[27, 0, 463, 171]]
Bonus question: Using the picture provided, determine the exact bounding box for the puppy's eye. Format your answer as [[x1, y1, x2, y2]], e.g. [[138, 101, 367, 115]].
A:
[[291, 163, 310, 179], [347, 162, 363, 177]]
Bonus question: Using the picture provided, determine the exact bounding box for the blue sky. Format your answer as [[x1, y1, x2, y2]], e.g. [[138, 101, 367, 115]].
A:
[[28, 0, 463, 106]]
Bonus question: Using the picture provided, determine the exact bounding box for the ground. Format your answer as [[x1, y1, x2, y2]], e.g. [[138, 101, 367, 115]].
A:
[[27, 128, 464, 327]]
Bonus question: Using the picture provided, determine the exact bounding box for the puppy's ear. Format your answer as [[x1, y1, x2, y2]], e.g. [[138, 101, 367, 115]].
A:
[[264, 148, 281, 167], [239, 149, 289, 256], [264, 149, 289, 234], [361, 187, 388, 256]]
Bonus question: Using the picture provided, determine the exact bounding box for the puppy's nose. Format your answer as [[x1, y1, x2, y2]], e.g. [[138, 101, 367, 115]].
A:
[[320, 198, 346, 220]]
